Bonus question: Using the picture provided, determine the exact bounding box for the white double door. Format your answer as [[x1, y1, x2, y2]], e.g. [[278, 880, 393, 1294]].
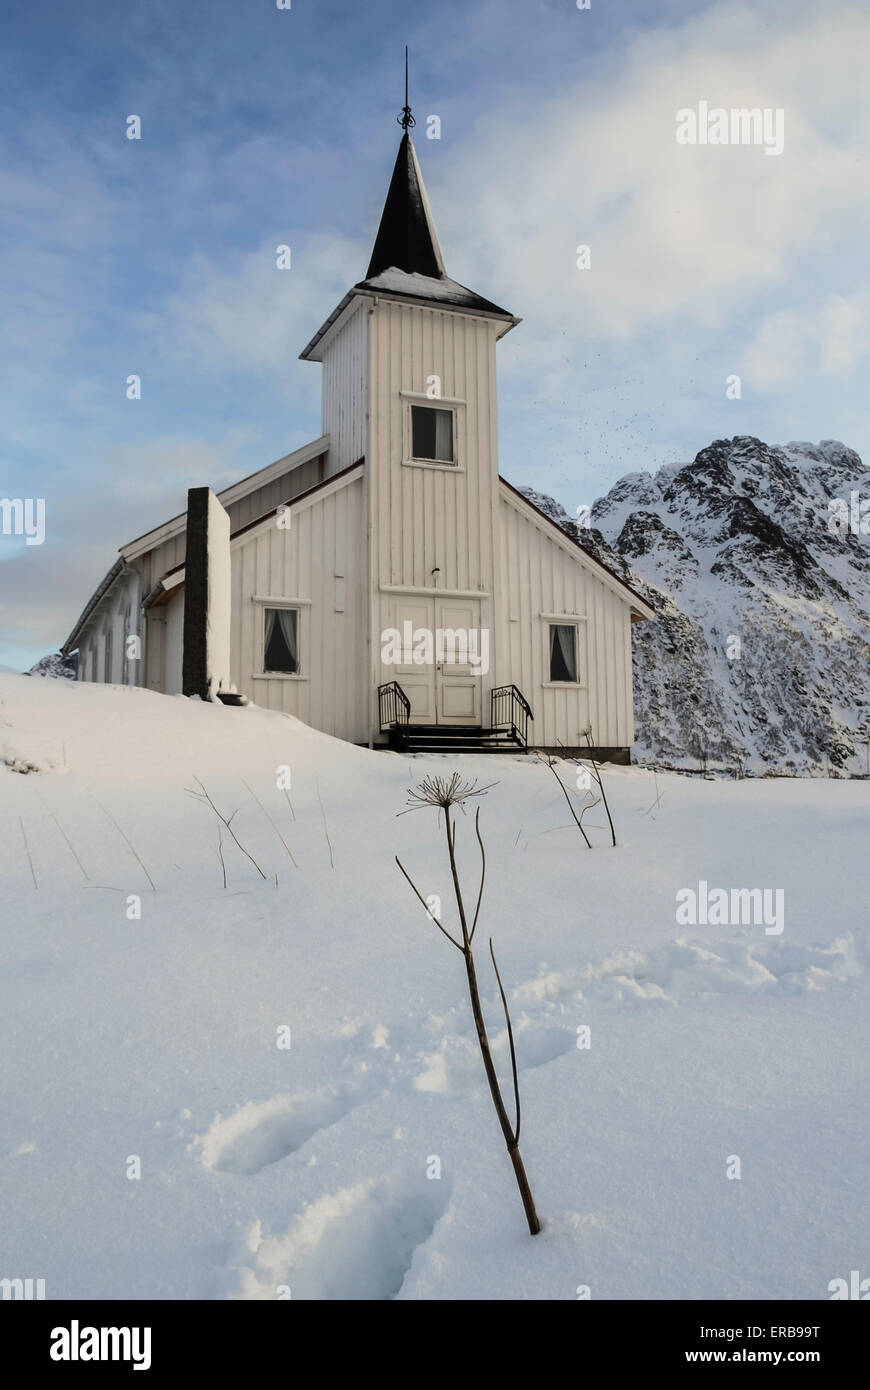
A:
[[387, 596, 484, 726]]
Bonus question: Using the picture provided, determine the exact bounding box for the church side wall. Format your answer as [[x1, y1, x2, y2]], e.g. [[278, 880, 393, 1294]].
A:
[[74, 568, 141, 686], [496, 492, 636, 750], [228, 472, 368, 742]]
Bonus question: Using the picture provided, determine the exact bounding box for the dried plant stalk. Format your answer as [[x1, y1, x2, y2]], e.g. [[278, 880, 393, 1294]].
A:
[[396, 776, 540, 1236]]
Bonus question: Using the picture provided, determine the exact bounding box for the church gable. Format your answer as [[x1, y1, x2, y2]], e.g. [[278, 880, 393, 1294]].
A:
[[498, 479, 655, 620]]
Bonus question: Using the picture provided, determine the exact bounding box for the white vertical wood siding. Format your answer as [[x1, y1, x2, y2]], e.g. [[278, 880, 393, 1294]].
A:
[[142, 456, 326, 594], [229, 473, 367, 742], [368, 300, 500, 596], [321, 301, 367, 475], [227, 456, 324, 531], [163, 590, 184, 694], [143, 534, 186, 592], [75, 570, 139, 685], [496, 490, 636, 748], [366, 299, 503, 728]]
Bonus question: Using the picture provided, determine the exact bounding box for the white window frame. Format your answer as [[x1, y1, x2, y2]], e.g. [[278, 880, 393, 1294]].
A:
[[543, 619, 586, 688], [402, 397, 463, 471], [251, 597, 309, 681]]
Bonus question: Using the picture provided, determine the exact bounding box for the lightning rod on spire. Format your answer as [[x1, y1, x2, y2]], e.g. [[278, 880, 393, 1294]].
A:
[[398, 45, 415, 132]]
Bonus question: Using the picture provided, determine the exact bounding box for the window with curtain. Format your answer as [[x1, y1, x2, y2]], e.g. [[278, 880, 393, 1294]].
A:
[[264, 607, 299, 674], [411, 405, 454, 462], [549, 624, 578, 682], [104, 628, 113, 684]]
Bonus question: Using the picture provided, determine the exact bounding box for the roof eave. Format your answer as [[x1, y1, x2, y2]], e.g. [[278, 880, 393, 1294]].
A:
[[302, 284, 519, 362], [120, 434, 331, 558], [498, 477, 656, 620], [62, 557, 126, 654], [299, 291, 363, 362]]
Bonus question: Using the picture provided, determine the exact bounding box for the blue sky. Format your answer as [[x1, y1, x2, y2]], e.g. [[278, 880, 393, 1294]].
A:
[[1, 0, 868, 668]]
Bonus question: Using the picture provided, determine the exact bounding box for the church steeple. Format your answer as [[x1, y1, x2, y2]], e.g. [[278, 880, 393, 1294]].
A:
[[299, 69, 516, 364], [365, 132, 446, 281], [355, 129, 513, 319]]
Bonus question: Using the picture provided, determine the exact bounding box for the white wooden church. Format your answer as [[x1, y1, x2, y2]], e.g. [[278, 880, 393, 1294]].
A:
[[64, 119, 653, 757]]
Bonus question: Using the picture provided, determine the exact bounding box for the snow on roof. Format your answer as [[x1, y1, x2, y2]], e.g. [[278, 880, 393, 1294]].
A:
[[358, 267, 512, 317]]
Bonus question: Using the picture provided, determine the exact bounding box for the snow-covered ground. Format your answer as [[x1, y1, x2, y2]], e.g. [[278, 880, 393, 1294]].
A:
[[1, 674, 867, 1300]]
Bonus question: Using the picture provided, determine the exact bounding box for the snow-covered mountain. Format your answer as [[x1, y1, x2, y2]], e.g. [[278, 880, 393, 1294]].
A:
[[26, 651, 76, 679], [522, 437, 870, 775]]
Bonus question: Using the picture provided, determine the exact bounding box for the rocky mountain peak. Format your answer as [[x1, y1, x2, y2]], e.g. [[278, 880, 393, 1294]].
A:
[[522, 436, 870, 775]]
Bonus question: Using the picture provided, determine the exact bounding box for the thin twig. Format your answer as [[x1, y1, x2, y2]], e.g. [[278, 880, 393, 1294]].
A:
[[525, 823, 592, 840], [395, 856, 464, 951], [242, 778, 298, 867], [490, 937, 521, 1143], [469, 806, 486, 943], [270, 745, 296, 820], [644, 770, 664, 816], [584, 732, 616, 846], [90, 793, 156, 890], [37, 791, 89, 881], [217, 824, 227, 889], [19, 816, 37, 888], [539, 754, 592, 848], [445, 806, 469, 942], [315, 782, 334, 869], [188, 779, 265, 880]]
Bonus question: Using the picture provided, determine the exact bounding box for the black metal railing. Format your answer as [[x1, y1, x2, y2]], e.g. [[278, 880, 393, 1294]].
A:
[[490, 684, 533, 748], [378, 681, 411, 743]]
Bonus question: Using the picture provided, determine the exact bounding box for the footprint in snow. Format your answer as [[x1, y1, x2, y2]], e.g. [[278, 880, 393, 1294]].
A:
[[196, 1084, 360, 1175], [220, 1171, 451, 1300], [413, 1021, 576, 1093]]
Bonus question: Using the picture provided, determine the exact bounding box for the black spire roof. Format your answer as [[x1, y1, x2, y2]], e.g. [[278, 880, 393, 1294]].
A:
[[354, 133, 513, 318], [366, 132, 445, 280], [300, 130, 516, 360]]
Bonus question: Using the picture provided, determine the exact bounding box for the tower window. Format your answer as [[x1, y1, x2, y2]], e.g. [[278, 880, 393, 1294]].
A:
[[411, 405, 454, 463]]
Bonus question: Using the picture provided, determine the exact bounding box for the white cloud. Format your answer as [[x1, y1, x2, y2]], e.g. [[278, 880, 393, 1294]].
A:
[[437, 2, 870, 348], [746, 293, 870, 388], [149, 233, 363, 385]]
